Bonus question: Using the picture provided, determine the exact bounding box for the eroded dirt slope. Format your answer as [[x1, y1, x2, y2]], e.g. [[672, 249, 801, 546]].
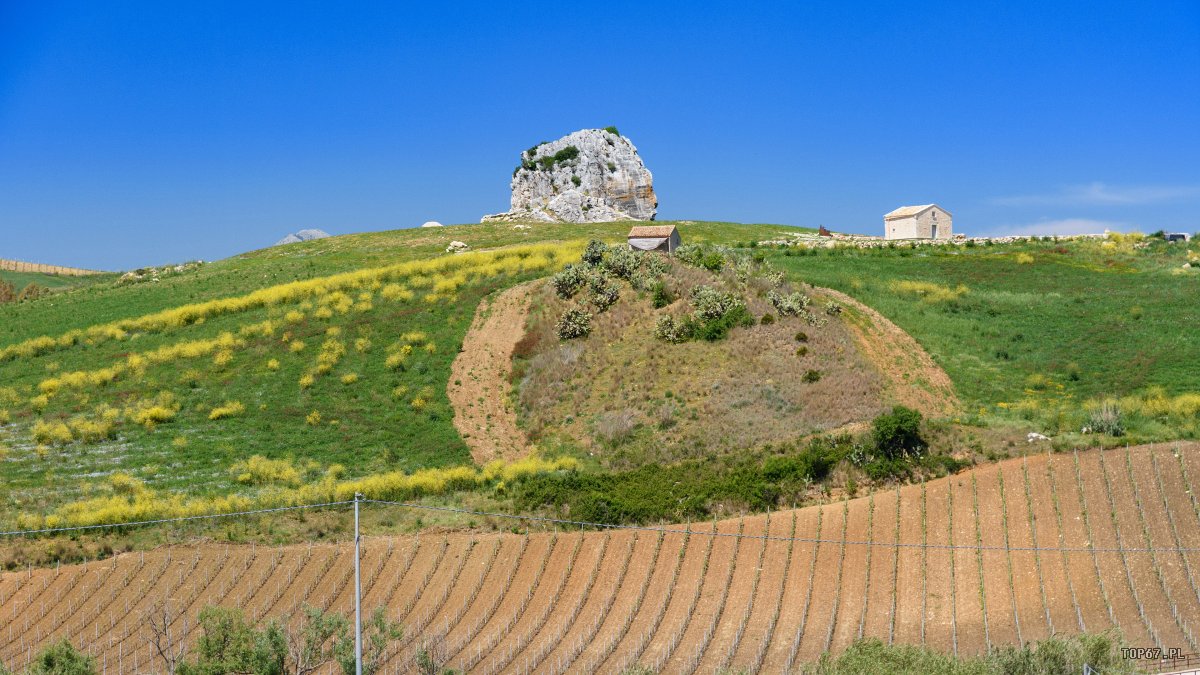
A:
[[448, 282, 535, 463]]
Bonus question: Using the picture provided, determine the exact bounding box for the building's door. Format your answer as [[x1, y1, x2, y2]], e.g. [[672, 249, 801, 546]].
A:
[[931, 224, 938, 238]]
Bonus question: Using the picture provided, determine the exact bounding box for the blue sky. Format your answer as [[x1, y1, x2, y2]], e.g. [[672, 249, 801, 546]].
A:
[[1, 1, 1198, 270]]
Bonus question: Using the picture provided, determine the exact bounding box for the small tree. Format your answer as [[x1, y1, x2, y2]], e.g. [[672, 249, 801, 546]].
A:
[[177, 606, 286, 675], [412, 635, 456, 675], [336, 607, 403, 675], [872, 406, 925, 458], [145, 600, 190, 675], [286, 605, 349, 675], [27, 640, 97, 675]]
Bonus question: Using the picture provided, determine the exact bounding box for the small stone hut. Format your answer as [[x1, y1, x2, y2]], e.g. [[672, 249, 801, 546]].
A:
[[628, 225, 681, 253], [884, 204, 953, 240]]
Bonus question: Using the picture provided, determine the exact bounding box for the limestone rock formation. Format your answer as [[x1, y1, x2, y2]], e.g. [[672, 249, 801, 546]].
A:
[[274, 229, 330, 246], [482, 128, 656, 223], [420, 221, 443, 228]]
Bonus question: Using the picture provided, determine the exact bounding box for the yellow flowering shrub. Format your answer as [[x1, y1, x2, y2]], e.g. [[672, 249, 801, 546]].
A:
[[888, 280, 969, 303], [208, 401, 246, 421], [67, 417, 115, 443], [18, 454, 577, 529], [267, 358, 280, 370], [230, 455, 301, 486], [380, 284, 413, 301], [340, 373, 359, 385], [32, 419, 73, 446], [305, 410, 321, 426]]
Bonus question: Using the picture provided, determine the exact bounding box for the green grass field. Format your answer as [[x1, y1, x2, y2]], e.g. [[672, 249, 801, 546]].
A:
[[0, 221, 810, 531], [2, 222, 1197, 540], [769, 235, 1200, 441], [0, 269, 108, 292]]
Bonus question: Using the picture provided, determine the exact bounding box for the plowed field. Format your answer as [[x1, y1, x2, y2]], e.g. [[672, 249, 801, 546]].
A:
[[4, 443, 1200, 673]]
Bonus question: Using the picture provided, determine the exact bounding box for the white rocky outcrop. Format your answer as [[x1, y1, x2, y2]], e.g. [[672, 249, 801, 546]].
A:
[[421, 221, 443, 228], [482, 128, 656, 223], [274, 229, 331, 246], [446, 241, 469, 254]]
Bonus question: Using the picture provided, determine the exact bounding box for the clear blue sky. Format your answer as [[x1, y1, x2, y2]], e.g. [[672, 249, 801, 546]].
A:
[[2, 1, 1198, 270]]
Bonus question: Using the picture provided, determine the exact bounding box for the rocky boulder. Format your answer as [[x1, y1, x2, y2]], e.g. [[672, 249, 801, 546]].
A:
[[274, 229, 331, 246], [482, 128, 656, 223]]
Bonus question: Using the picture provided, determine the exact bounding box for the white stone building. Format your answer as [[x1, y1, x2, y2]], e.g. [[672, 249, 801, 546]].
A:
[[883, 204, 953, 240]]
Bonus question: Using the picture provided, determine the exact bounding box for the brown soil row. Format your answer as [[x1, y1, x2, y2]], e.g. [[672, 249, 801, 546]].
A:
[[4, 443, 1200, 673]]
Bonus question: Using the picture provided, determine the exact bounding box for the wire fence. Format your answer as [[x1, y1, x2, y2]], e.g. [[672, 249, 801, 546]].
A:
[[4, 497, 1200, 554]]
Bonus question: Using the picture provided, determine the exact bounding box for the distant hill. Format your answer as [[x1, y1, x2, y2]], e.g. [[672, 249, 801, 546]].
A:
[[274, 228, 331, 246]]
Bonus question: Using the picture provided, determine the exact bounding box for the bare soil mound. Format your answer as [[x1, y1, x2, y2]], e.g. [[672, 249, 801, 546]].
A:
[[448, 281, 535, 463], [5, 442, 1199, 672], [515, 268, 888, 466]]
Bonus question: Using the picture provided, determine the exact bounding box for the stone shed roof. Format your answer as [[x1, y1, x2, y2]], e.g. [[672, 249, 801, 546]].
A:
[[884, 204, 952, 220], [627, 225, 677, 238]]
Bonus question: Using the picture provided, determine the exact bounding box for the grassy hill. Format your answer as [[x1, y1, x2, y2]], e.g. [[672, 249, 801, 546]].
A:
[[769, 234, 1200, 443], [0, 221, 813, 533], [1, 221, 1197, 543]]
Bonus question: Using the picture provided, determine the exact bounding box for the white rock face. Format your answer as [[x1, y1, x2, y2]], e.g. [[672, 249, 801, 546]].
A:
[[446, 241, 469, 254], [482, 128, 657, 223], [421, 221, 443, 228], [274, 229, 331, 246]]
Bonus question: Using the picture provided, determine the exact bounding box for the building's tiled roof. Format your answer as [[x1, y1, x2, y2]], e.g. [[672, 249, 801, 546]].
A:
[[628, 225, 677, 238]]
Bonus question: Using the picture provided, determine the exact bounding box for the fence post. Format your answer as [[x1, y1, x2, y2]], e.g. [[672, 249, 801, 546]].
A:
[[355, 492, 363, 675]]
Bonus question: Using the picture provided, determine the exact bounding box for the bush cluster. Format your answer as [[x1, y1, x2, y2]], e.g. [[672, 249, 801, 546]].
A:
[[872, 405, 926, 458], [555, 308, 593, 340], [515, 437, 844, 524]]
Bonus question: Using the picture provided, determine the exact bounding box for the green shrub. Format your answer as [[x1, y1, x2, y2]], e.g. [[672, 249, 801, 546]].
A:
[[555, 308, 593, 340], [537, 145, 580, 170], [603, 126, 620, 136], [795, 346, 808, 357], [872, 405, 925, 458], [802, 369, 821, 383], [571, 175, 582, 187], [768, 290, 811, 316], [676, 244, 727, 272], [588, 277, 619, 312], [582, 240, 607, 266], [760, 312, 775, 325], [551, 264, 588, 299], [27, 639, 97, 675], [607, 161, 617, 172], [693, 304, 754, 341], [794, 331, 808, 342], [651, 282, 674, 308], [602, 246, 640, 279], [690, 285, 744, 322], [654, 315, 693, 343], [810, 632, 1135, 675], [1087, 402, 1125, 437]]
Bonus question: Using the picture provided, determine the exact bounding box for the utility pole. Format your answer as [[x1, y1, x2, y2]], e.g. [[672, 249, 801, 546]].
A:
[[354, 492, 363, 675]]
